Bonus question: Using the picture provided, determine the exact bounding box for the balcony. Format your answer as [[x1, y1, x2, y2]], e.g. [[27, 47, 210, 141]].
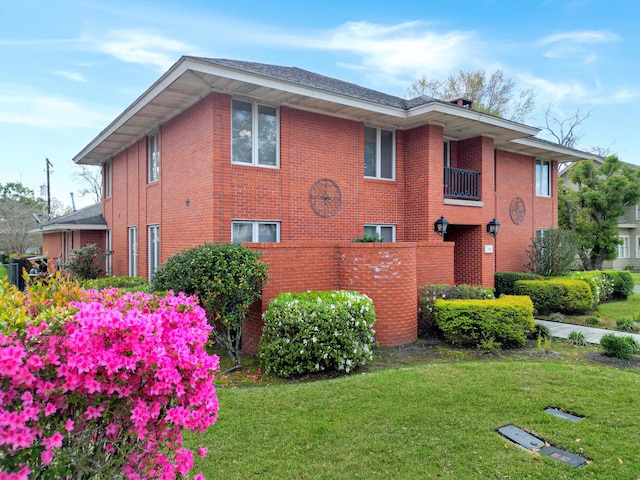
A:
[[444, 167, 480, 201]]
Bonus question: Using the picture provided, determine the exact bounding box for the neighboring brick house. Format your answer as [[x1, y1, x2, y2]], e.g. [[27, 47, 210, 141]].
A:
[[30, 203, 109, 271], [73, 56, 592, 348]]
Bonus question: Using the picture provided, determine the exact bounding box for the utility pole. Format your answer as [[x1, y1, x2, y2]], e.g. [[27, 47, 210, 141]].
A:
[[45, 158, 53, 216]]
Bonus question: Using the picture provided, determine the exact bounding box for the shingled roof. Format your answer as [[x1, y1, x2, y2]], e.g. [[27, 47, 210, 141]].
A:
[[30, 203, 107, 233]]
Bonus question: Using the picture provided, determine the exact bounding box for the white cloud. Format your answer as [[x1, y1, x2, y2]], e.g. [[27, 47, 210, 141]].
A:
[[536, 30, 619, 64], [539, 30, 619, 45], [91, 29, 196, 71], [0, 85, 115, 130], [53, 71, 86, 82]]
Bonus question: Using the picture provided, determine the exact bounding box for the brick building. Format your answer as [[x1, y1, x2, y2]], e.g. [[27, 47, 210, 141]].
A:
[[72, 57, 592, 348]]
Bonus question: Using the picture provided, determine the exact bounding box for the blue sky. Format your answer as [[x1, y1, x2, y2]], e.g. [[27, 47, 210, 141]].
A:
[[1, 0, 638, 210]]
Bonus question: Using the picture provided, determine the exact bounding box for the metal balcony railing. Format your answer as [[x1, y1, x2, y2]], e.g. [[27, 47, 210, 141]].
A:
[[444, 167, 480, 200]]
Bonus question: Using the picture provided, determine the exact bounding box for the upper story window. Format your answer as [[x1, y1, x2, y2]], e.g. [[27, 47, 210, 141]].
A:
[[364, 126, 394, 180], [232, 221, 280, 244], [619, 235, 630, 259], [104, 161, 112, 198], [364, 224, 395, 242], [536, 159, 550, 197], [232, 99, 279, 167], [148, 132, 160, 183]]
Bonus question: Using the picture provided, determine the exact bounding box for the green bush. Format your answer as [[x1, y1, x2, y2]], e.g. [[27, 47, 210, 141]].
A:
[[514, 278, 592, 315], [352, 233, 383, 242], [601, 270, 634, 299], [259, 290, 376, 377], [434, 295, 534, 348], [569, 271, 613, 305], [585, 315, 604, 326], [533, 323, 552, 340], [567, 331, 587, 346], [548, 312, 565, 322], [62, 243, 112, 280], [600, 333, 640, 360], [81, 276, 151, 293], [524, 228, 579, 276], [418, 283, 494, 337], [616, 318, 640, 333], [152, 243, 268, 367], [494, 272, 543, 296]]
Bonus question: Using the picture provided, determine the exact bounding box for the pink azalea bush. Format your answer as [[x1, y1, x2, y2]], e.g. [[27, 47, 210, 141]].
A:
[[0, 277, 219, 479]]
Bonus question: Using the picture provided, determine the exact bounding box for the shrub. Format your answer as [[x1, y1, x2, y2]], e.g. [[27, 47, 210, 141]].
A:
[[567, 331, 587, 346], [601, 270, 634, 299], [513, 278, 592, 315], [616, 318, 640, 333], [477, 336, 502, 354], [0, 276, 219, 478], [600, 333, 640, 360], [524, 228, 579, 276], [152, 243, 268, 367], [434, 295, 534, 348], [352, 233, 383, 242], [569, 271, 613, 305], [494, 272, 543, 296], [418, 283, 494, 337], [62, 243, 112, 280], [533, 323, 552, 340], [585, 315, 604, 326], [259, 290, 376, 377], [81, 275, 151, 293], [549, 312, 565, 322]]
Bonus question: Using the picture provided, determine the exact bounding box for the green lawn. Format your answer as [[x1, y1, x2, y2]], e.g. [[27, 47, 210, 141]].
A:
[[186, 360, 640, 479], [597, 291, 640, 321], [0, 265, 7, 280]]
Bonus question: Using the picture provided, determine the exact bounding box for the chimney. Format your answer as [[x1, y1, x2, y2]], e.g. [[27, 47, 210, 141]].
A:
[[449, 97, 474, 109]]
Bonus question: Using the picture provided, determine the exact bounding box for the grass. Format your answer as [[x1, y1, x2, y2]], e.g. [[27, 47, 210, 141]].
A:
[[185, 345, 640, 479], [597, 291, 640, 322], [0, 265, 7, 280]]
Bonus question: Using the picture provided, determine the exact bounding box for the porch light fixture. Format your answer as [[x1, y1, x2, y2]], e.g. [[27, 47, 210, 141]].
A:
[[487, 218, 501, 237], [434, 216, 449, 236]]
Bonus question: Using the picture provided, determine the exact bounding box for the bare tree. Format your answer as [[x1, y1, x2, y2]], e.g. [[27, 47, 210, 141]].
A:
[[407, 69, 536, 122], [543, 105, 591, 148], [0, 183, 45, 254], [73, 166, 102, 204]]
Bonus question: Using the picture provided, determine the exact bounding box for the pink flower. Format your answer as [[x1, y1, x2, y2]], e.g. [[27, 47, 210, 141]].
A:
[[41, 431, 64, 450], [64, 419, 74, 432], [197, 447, 208, 459], [85, 405, 105, 419], [194, 473, 206, 480], [40, 449, 53, 465], [44, 403, 56, 416]]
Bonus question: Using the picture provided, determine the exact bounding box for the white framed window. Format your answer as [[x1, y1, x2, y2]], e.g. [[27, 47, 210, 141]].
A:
[[536, 228, 548, 241], [104, 161, 112, 198], [128, 227, 137, 277], [148, 132, 159, 183], [618, 235, 630, 259], [536, 159, 551, 197], [148, 224, 159, 281], [105, 230, 112, 275], [232, 99, 279, 167], [364, 126, 395, 180], [636, 236, 640, 258], [364, 224, 396, 242], [635, 204, 640, 221], [232, 221, 280, 244]]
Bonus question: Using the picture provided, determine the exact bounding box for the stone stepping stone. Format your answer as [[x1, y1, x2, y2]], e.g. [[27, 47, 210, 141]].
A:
[[544, 407, 584, 423]]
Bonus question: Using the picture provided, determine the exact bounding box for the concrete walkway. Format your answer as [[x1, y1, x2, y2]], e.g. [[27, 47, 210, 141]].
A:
[[535, 319, 640, 345]]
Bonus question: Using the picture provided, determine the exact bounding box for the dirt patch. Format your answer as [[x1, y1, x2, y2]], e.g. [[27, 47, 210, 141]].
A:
[[584, 352, 640, 370]]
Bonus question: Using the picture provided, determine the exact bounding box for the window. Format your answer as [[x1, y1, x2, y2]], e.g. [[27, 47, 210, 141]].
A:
[[105, 230, 112, 275], [148, 132, 159, 183], [104, 161, 112, 198], [364, 126, 394, 179], [364, 224, 396, 242], [635, 204, 640, 221], [536, 159, 550, 196], [148, 224, 159, 281], [535, 228, 548, 241], [232, 221, 280, 244], [636, 236, 640, 258], [618, 235, 630, 259], [128, 227, 137, 277], [232, 99, 278, 167]]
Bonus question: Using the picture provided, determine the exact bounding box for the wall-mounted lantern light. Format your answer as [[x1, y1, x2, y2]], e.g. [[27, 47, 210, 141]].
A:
[[487, 218, 501, 237], [434, 216, 449, 236]]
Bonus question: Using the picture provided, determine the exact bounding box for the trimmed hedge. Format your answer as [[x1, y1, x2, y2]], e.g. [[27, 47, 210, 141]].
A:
[[514, 278, 592, 315], [568, 271, 612, 306], [434, 295, 534, 348], [494, 272, 543, 296], [259, 290, 376, 377], [601, 270, 634, 299], [418, 283, 494, 337]]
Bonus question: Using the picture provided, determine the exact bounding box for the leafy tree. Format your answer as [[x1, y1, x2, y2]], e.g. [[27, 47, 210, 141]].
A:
[[559, 156, 640, 270], [152, 243, 268, 368], [0, 182, 45, 254], [524, 228, 579, 276], [407, 69, 536, 122]]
